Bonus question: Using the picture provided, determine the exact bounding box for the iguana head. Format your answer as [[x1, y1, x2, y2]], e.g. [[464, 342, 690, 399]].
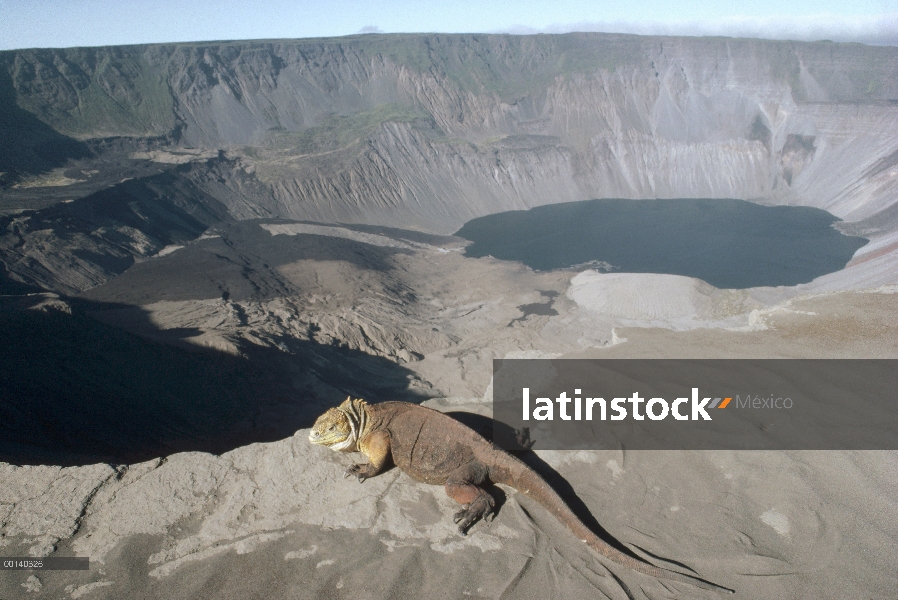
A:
[[308, 397, 369, 452]]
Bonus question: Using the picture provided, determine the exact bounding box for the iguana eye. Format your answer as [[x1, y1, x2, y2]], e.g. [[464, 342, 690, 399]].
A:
[[328, 425, 335, 431]]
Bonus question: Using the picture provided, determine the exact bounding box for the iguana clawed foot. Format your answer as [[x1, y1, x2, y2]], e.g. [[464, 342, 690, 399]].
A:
[[452, 494, 496, 535], [344, 464, 369, 482]]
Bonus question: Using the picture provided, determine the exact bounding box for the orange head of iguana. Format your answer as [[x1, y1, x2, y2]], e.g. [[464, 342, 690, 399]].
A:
[[308, 397, 369, 452]]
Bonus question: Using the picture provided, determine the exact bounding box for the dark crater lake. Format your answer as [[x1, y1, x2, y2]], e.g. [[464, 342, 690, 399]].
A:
[[455, 199, 868, 289]]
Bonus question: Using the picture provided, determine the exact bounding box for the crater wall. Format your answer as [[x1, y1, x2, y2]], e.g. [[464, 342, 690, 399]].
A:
[[3, 34, 898, 289]]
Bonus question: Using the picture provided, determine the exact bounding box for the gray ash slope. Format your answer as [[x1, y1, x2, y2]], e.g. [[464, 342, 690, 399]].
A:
[[0, 154, 284, 294]]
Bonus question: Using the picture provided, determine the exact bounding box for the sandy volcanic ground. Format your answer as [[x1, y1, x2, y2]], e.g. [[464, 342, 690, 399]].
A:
[[1, 219, 896, 600]]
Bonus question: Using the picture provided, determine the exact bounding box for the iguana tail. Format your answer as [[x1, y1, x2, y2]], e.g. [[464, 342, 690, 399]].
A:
[[490, 455, 734, 594]]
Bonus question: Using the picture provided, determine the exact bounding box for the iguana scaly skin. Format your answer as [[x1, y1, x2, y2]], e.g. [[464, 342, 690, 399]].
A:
[[309, 397, 733, 594]]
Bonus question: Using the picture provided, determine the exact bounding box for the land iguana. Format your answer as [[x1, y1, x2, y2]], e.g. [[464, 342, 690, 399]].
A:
[[308, 397, 733, 594]]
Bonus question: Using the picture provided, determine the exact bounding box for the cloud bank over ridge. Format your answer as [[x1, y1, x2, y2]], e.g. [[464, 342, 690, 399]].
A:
[[501, 13, 898, 46]]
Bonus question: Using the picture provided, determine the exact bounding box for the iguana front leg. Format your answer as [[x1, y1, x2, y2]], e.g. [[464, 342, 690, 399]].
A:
[[345, 429, 391, 482]]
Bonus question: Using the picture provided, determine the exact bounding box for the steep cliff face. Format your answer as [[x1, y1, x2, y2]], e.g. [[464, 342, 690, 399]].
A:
[[6, 35, 897, 139], [2, 33, 898, 289]]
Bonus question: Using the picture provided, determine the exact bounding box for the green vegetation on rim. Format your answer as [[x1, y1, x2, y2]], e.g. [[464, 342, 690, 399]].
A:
[[7, 48, 175, 139], [249, 103, 434, 183], [265, 103, 432, 155]]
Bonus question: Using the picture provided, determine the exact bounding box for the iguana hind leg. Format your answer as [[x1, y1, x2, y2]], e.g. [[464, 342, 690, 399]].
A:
[[445, 462, 495, 535]]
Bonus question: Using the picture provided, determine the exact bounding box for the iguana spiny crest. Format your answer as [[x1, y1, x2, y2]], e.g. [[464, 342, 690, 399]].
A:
[[308, 397, 369, 452]]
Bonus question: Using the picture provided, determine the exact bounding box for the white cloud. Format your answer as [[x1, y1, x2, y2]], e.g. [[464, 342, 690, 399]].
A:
[[502, 13, 898, 46]]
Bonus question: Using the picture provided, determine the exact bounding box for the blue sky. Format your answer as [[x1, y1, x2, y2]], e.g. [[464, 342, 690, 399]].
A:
[[1, 0, 896, 50]]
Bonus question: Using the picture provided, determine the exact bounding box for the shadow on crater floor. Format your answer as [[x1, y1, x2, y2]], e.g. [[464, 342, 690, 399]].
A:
[[0, 294, 426, 467]]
